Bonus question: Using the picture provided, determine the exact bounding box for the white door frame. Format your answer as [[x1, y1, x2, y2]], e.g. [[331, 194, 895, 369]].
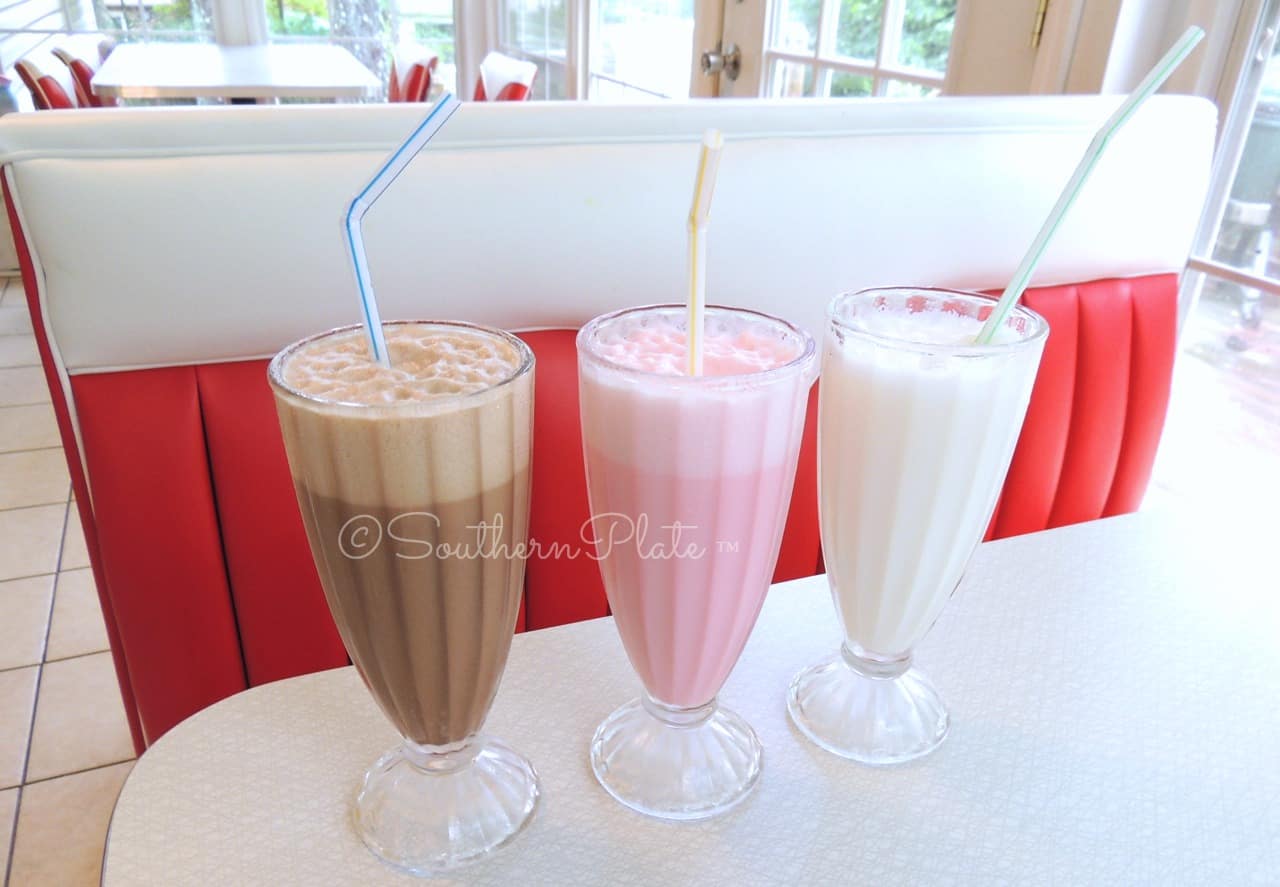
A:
[[689, 0, 725, 97], [717, 0, 768, 98]]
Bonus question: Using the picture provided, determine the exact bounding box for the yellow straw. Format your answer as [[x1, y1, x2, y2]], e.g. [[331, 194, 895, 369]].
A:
[[687, 129, 724, 376]]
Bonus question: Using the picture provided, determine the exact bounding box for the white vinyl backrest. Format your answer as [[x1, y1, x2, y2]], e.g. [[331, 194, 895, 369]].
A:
[[0, 96, 1215, 375]]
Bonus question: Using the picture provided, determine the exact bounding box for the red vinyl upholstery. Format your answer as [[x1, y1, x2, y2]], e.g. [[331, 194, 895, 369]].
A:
[[51, 41, 120, 108], [474, 79, 533, 102], [387, 53, 437, 103], [11, 169, 1178, 750], [13, 58, 77, 110], [473, 52, 537, 102], [987, 276, 1177, 539]]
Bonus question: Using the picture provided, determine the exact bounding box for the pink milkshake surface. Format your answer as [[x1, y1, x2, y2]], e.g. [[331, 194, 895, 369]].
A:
[[590, 319, 799, 376], [579, 306, 815, 708]]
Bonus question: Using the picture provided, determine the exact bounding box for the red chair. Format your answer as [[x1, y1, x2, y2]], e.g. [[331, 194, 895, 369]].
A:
[[387, 49, 437, 103], [52, 35, 119, 108], [474, 51, 537, 101], [13, 54, 78, 110], [0, 97, 1214, 752]]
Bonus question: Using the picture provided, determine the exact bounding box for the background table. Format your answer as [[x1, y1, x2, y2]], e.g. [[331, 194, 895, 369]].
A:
[[102, 512, 1279, 884], [92, 43, 380, 101]]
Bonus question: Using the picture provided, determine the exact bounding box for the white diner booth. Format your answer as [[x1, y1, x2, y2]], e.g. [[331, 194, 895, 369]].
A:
[[4, 95, 1269, 885]]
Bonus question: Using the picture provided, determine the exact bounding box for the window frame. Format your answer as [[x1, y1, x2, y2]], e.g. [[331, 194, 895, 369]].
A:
[[763, 0, 949, 99], [494, 0, 704, 101], [492, 0, 587, 100], [1183, 0, 1280, 322]]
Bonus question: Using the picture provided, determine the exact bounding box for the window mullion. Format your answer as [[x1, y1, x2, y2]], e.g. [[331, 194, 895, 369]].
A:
[[569, 0, 590, 100], [1188, 0, 1280, 267], [877, 0, 906, 76], [815, 65, 833, 97], [816, 0, 840, 62]]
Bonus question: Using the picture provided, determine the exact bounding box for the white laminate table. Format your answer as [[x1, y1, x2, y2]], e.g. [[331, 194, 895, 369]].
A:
[[102, 512, 1279, 884], [91, 43, 380, 101]]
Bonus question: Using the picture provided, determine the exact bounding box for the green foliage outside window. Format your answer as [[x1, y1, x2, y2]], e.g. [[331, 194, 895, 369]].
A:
[[785, 0, 955, 72], [267, 0, 331, 36]]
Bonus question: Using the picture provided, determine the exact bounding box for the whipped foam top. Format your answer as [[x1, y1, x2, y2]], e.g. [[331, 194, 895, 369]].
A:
[[281, 324, 523, 404], [849, 308, 988, 346], [835, 296, 1027, 347], [589, 310, 803, 376]]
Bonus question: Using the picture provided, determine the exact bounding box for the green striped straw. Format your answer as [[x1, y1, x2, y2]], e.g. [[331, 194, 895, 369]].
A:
[[976, 26, 1205, 345]]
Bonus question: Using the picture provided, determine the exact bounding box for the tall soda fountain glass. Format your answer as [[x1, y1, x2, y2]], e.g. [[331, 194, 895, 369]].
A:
[[269, 321, 538, 874], [789, 288, 1048, 764], [578, 304, 817, 820]]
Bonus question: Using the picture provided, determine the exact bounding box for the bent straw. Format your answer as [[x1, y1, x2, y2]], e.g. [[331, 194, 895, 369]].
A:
[[344, 92, 462, 366], [687, 129, 725, 376], [975, 26, 1204, 345]]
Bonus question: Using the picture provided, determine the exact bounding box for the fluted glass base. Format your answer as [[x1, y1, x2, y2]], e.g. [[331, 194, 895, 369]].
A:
[[590, 695, 762, 821], [354, 735, 539, 875], [787, 645, 949, 765]]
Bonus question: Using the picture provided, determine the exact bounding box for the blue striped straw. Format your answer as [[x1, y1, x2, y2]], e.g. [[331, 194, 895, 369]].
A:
[[344, 92, 462, 367]]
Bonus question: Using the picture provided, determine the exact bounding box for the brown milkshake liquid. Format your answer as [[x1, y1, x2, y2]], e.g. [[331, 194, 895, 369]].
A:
[[269, 323, 533, 747]]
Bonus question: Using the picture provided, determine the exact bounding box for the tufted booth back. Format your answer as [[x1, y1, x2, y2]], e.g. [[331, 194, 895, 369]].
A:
[[0, 97, 1214, 750]]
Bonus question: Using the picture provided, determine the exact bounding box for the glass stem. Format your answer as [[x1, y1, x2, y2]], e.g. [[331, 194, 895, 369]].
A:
[[642, 694, 717, 728], [400, 736, 478, 772], [841, 642, 911, 679]]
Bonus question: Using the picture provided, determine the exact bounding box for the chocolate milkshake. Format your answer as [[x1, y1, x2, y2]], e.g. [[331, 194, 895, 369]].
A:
[[269, 321, 533, 748]]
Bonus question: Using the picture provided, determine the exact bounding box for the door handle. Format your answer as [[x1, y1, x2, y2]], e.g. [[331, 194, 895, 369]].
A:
[[701, 42, 741, 81]]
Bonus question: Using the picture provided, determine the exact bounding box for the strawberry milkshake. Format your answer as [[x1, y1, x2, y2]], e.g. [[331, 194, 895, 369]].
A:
[[578, 304, 816, 820]]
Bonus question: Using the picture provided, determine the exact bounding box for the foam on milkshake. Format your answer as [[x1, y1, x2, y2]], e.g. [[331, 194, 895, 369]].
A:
[[274, 323, 531, 508], [835, 298, 1035, 348], [589, 309, 802, 376], [282, 323, 522, 404]]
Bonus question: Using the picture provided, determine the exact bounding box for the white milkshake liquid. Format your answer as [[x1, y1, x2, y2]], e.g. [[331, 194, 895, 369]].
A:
[[819, 290, 1047, 658]]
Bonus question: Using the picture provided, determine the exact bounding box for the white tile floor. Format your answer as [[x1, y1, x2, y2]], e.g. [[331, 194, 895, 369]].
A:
[[0, 279, 134, 887]]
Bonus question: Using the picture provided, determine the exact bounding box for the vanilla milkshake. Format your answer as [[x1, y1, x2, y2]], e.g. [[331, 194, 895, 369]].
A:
[[579, 304, 816, 820], [268, 321, 538, 874], [789, 288, 1048, 765]]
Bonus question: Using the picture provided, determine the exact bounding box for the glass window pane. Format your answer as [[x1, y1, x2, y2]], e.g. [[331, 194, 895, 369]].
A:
[[266, 0, 330, 37], [514, 56, 565, 100], [396, 0, 456, 68], [1209, 44, 1280, 280], [829, 70, 872, 97], [835, 0, 884, 62], [899, 0, 955, 72], [1166, 3, 1279, 519], [505, 0, 568, 59], [591, 0, 693, 99], [770, 58, 814, 97], [326, 0, 395, 85], [771, 0, 819, 54], [94, 0, 210, 35], [589, 74, 664, 101], [884, 78, 937, 98], [1196, 37, 1280, 362]]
